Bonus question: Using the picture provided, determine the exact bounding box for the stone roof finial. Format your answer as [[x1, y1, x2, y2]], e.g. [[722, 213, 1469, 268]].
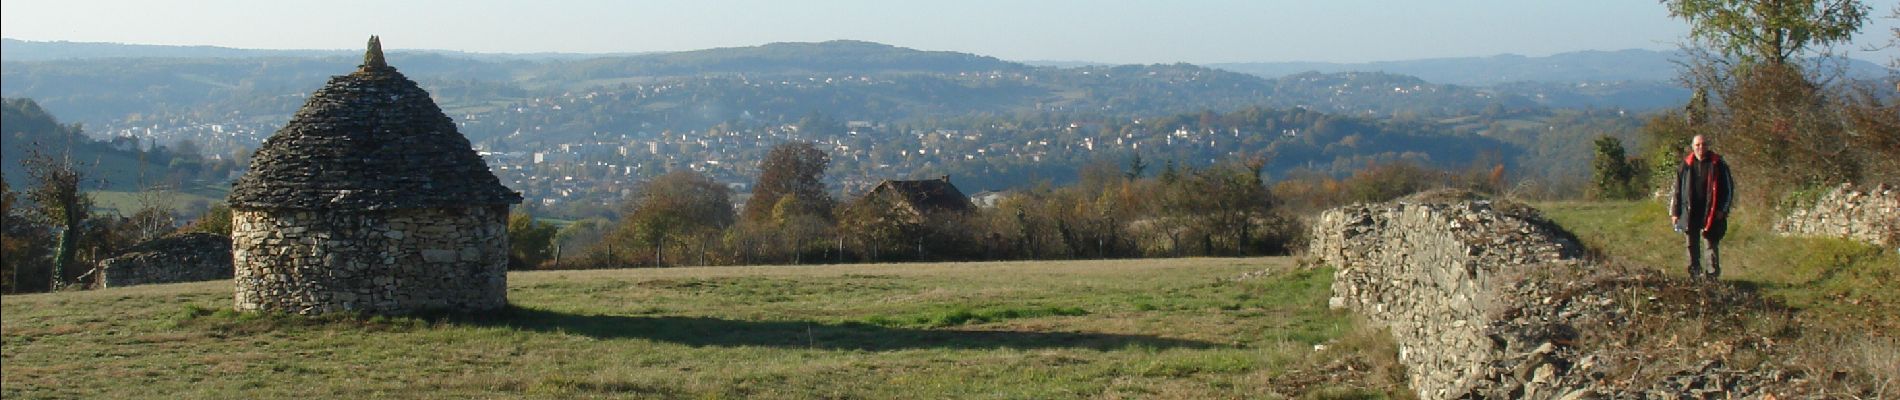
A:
[[363, 35, 386, 70]]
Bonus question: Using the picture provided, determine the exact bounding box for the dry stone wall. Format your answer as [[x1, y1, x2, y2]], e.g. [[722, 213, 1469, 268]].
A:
[[99, 233, 232, 287], [232, 206, 509, 315], [1311, 193, 1584, 399], [1312, 192, 1823, 399], [1774, 182, 1899, 248]]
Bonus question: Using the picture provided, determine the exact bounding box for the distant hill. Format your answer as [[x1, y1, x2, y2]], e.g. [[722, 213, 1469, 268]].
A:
[[2, 98, 145, 191], [1208, 49, 1893, 85], [1, 40, 1681, 203], [3, 40, 1555, 140], [537, 40, 1028, 82], [1, 98, 238, 196], [0, 38, 633, 62]]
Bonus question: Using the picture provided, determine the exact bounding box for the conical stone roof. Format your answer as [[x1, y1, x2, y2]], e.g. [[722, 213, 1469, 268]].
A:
[[229, 37, 521, 210]]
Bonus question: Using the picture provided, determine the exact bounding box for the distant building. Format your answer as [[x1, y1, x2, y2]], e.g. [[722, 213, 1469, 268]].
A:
[[969, 190, 1008, 209], [861, 175, 975, 223]]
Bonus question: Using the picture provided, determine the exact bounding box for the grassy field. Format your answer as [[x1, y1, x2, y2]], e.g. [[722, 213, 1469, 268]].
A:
[[88, 183, 229, 216], [2, 258, 1409, 399], [1539, 200, 1899, 331]]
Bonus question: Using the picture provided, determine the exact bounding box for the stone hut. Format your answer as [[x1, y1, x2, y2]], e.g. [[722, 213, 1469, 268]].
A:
[[227, 37, 522, 315]]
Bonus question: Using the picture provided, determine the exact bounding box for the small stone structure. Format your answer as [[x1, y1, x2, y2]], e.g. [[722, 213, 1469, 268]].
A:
[[98, 233, 232, 287], [227, 37, 522, 315], [1773, 182, 1899, 248]]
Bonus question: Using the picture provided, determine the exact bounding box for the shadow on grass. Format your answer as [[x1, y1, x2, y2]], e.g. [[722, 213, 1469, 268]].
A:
[[452, 305, 1228, 352]]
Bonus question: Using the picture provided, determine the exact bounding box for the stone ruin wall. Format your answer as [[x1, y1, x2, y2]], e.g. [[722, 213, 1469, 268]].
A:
[[99, 233, 233, 287], [1309, 198, 1584, 400], [1773, 182, 1899, 248], [232, 206, 509, 315]]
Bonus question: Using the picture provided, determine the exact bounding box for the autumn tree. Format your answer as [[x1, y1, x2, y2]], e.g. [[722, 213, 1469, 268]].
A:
[[600, 170, 734, 267], [1161, 161, 1281, 256], [744, 141, 834, 224], [177, 203, 233, 236], [1660, 0, 1877, 206], [507, 210, 558, 270], [1663, 0, 1869, 66], [23, 151, 92, 290], [1, 177, 54, 293], [739, 141, 835, 263]]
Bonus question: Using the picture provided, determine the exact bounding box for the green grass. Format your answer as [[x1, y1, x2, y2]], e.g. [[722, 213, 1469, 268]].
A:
[[1539, 200, 1899, 330], [3, 258, 1406, 399], [88, 188, 224, 215]]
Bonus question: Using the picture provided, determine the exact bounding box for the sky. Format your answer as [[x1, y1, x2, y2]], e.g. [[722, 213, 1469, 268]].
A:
[[3, 0, 1897, 64]]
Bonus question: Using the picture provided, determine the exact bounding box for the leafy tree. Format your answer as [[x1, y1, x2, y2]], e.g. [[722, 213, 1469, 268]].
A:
[[770, 196, 832, 264], [1661, 0, 1880, 206], [600, 170, 734, 266], [507, 210, 558, 270], [23, 151, 91, 290], [1162, 162, 1281, 256], [838, 192, 917, 262], [744, 141, 833, 225], [178, 203, 233, 236], [1662, 0, 1870, 66], [1591, 136, 1641, 200], [1, 177, 54, 293]]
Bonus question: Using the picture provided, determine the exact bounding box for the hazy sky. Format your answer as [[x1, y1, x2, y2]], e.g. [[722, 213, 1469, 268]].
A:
[[4, 0, 1897, 64]]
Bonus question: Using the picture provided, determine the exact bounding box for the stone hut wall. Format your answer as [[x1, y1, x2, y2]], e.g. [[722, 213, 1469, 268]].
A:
[[99, 233, 233, 287], [1773, 182, 1899, 248], [232, 206, 509, 314], [1309, 196, 1584, 399]]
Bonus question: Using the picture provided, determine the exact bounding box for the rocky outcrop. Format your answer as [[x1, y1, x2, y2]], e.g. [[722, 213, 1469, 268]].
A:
[[99, 233, 232, 287], [1774, 182, 1899, 248]]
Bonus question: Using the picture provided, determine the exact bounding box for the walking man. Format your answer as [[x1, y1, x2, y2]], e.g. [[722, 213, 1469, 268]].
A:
[[1670, 135, 1735, 280]]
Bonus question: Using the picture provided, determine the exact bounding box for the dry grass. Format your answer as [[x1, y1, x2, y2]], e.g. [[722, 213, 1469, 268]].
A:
[[3, 258, 1409, 399], [1540, 200, 1900, 398]]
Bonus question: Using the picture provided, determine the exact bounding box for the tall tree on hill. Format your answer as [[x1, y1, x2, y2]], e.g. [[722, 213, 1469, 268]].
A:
[[1662, 0, 1870, 67], [745, 141, 834, 224], [23, 151, 92, 290], [1659, 0, 1878, 205]]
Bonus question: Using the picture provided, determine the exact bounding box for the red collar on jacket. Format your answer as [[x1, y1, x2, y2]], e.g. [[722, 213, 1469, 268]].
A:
[[1683, 151, 1720, 166], [1684, 150, 1724, 227]]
